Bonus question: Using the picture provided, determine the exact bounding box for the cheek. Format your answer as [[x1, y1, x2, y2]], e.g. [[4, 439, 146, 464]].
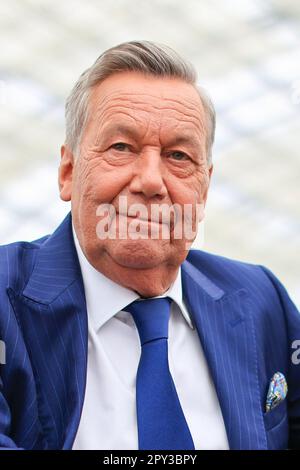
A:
[[75, 159, 132, 205], [166, 175, 204, 206]]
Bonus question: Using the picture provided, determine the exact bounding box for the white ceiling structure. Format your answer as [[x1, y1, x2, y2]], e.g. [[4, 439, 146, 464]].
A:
[[0, 0, 299, 307]]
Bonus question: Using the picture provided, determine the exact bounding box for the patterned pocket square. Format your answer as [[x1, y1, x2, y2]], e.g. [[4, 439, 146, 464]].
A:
[[265, 372, 288, 413]]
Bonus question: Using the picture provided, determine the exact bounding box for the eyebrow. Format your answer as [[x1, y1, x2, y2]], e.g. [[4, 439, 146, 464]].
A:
[[102, 124, 202, 149], [166, 135, 201, 149], [103, 124, 139, 139]]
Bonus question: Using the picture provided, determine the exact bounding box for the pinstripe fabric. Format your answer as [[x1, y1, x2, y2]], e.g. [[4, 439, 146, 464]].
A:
[[0, 211, 299, 449]]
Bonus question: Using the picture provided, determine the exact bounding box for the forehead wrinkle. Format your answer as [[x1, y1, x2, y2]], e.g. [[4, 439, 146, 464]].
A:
[[109, 94, 201, 116], [90, 108, 205, 149], [90, 90, 203, 122], [92, 103, 204, 137], [94, 98, 201, 120], [92, 88, 201, 108]]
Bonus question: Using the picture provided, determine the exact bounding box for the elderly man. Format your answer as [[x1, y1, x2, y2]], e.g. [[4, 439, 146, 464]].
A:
[[0, 41, 299, 451]]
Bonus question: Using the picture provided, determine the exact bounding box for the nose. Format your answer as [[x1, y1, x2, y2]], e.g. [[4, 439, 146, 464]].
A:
[[129, 149, 168, 199]]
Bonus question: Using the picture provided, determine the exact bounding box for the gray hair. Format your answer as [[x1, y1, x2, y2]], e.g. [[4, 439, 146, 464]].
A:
[[65, 40, 215, 165]]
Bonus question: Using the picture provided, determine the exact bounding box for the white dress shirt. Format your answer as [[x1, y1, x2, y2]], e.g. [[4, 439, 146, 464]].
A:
[[72, 226, 229, 450]]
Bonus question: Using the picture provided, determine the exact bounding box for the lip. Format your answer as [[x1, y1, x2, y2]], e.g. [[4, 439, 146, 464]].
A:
[[116, 211, 173, 228], [117, 211, 162, 224]]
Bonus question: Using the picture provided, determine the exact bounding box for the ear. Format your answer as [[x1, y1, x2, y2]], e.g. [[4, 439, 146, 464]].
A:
[[58, 144, 74, 201]]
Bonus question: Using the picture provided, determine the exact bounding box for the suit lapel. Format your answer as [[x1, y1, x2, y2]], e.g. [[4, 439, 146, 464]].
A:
[[11, 212, 88, 449], [182, 259, 268, 450]]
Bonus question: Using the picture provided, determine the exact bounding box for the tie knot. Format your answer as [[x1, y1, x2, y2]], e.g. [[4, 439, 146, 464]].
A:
[[125, 297, 172, 346]]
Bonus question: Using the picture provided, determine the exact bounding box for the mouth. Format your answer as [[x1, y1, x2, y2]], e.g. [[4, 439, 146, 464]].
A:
[[116, 210, 174, 230], [118, 211, 160, 223]]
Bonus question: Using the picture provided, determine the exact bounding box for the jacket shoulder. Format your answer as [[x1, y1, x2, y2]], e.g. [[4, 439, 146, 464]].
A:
[[186, 248, 299, 340], [0, 234, 50, 293], [187, 248, 270, 294]]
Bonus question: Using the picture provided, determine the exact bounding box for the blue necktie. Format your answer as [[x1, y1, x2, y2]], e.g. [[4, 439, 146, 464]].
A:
[[125, 297, 195, 450]]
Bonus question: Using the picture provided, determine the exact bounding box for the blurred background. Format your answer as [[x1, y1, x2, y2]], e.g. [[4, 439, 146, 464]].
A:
[[0, 0, 299, 307]]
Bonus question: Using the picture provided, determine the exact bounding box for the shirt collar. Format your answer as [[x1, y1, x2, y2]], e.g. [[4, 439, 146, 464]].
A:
[[72, 224, 194, 331]]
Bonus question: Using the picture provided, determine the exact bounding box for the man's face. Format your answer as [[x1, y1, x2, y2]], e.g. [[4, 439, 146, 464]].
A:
[[59, 71, 213, 296]]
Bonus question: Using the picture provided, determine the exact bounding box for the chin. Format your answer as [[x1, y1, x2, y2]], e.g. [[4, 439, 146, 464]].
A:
[[107, 239, 169, 269]]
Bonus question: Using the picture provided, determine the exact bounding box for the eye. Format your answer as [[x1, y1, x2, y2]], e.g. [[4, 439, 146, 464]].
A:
[[111, 142, 130, 151], [169, 151, 190, 161]]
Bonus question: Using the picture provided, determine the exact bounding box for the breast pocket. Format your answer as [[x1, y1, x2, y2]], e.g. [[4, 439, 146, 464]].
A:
[[263, 399, 287, 431], [263, 400, 289, 449]]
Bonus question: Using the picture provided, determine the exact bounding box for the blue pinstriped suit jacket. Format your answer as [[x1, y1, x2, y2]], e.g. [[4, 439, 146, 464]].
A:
[[0, 211, 299, 450]]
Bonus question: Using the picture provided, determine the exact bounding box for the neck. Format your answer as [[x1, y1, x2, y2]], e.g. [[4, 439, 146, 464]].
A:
[[95, 252, 180, 297]]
